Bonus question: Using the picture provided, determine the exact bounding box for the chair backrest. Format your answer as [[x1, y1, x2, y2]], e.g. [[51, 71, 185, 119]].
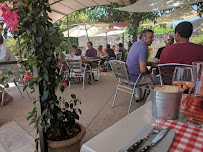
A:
[[158, 63, 192, 85], [116, 52, 122, 60], [67, 59, 83, 74], [110, 60, 129, 83], [124, 52, 128, 62]]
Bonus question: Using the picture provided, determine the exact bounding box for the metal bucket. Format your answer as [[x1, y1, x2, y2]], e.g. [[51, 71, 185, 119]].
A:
[[151, 85, 184, 120]]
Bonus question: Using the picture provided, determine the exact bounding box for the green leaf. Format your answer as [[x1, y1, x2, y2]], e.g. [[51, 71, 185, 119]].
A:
[[71, 94, 76, 99], [32, 23, 36, 34], [5, 84, 9, 88], [50, 103, 54, 110], [27, 115, 33, 121], [78, 109, 82, 114], [65, 102, 69, 108], [70, 103, 73, 109]]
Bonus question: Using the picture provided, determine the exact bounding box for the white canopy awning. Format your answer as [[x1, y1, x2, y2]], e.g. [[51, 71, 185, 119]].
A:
[[94, 29, 125, 36], [63, 23, 109, 37], [115, 0, 203, 12], [49, 0, 131, 23], [143, 5, 198, 25]]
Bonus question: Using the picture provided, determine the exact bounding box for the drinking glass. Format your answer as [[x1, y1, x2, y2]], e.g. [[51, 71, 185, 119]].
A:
[[172, 67, 194, 112], [172, 67, 194, 91]]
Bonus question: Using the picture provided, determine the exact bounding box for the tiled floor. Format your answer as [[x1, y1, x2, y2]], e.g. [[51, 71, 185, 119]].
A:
[[0, 71, 146, 151]]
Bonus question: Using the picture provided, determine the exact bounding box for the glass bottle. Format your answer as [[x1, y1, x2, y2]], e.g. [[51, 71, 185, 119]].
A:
[[184, 61, 203, 127]]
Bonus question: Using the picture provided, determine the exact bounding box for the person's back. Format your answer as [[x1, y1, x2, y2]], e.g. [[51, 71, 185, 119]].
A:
[[126, 40, 148, 82], [160, 43, 203, 64], [160, 21, 203, 65], [118, 43, 126, 61], [106, 44, 116, 58], [72, 49, 82, 73], [107, 48, 116, 58]]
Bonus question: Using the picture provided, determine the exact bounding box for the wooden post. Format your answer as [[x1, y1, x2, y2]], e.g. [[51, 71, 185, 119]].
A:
[[84, 24, 90, 42], [106, 33, 108, 45], [34, 66, 48, 152], [67, 15, 70, 38]]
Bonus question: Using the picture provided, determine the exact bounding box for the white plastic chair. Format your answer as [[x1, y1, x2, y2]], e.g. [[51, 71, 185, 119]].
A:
[[110, 60, 149, 114], [116, 52, 122, 60], [67, 59, 93, 89], [1, 68, 31, 107]]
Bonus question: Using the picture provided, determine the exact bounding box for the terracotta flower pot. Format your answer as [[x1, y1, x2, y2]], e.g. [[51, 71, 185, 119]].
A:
[[48, 122, 86, 152]]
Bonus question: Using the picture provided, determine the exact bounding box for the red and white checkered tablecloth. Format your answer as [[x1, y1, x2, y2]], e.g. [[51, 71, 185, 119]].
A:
[[154, 120, 203, 152]]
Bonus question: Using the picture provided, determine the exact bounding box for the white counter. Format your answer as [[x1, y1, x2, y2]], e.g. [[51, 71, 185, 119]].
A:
[[81, 102, 157, 152]]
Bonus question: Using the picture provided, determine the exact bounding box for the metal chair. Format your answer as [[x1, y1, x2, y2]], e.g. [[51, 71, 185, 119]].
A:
[[89, 59, 101, 81], [124, 52, 128, 62], [67, 59, 93, 89], [1, 68, 31, 107], [158, 63, 192, 85], [116, 52, 122, 60], [110, 60, 149, 114], [59, 63, 69, 80]]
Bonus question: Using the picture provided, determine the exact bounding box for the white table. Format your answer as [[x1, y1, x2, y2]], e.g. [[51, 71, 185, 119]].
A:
[[81, 102, 158, 152]]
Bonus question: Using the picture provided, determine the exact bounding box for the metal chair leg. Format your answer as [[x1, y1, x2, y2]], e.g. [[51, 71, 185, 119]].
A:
[[83, 75, 85, 89], [25, 88, 32, 101], [69, 75, 71, 88], [96, 67, 99, 80], [16, 85, 23, 97], [128, 85, 136, 114], [1, 91, 4, 107], [112, 84, 119, 108], [90, 72, 93, 85]]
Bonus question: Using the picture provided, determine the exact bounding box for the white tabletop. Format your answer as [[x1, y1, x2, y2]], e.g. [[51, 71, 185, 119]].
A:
[[81, 102, 157, 152]]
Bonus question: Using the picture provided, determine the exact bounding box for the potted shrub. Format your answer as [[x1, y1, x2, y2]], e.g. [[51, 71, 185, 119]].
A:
[[0, 0, 85, 151]]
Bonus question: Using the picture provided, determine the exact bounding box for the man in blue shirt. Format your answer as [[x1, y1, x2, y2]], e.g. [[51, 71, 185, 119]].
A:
[[126, 29, 155, 100]]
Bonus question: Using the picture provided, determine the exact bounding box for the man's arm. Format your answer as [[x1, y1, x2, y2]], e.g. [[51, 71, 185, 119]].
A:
[[139, 47, 148, 74], [139, 61, 147, 73]]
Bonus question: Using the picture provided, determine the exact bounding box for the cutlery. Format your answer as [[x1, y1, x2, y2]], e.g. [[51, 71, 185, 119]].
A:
[[126, 121, 164, 152], [138, 127, 171, 152]]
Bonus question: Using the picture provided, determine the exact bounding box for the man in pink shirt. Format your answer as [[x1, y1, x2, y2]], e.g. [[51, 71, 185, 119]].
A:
[[160, 21, 203, 65]]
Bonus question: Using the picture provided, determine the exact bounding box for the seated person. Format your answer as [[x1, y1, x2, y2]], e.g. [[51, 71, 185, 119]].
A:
[[97, 45, 104, 57], [106, 44, 116, 59], [155, 35, 174, 59], [126, 30, 158, 100], [71, 43, 77, 57], [0, 34, 18, 104], [103, 47, 108, 56], [160, 21, 203, 64], [118, 43, 126, 61], [112, 45, 116, 52], [85, 41, 97, 59], [72, 48, 91, 83]]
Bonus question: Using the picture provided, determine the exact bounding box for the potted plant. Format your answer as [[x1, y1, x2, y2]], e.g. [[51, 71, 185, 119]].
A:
[[0, 1, 85, 151]]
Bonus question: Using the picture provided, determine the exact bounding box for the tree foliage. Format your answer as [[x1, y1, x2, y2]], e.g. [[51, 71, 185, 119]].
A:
[[1, 0, 82, 143], [126, 23, 174, 37], [83, 2, 167, 41]]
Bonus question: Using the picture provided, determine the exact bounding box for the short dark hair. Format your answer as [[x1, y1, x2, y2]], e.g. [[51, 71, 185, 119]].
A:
[[0, 35, 4, 44], [139, 29, 154, 39], [119, 43, 123, 47], [75, 48, 82, 56], [71, 43, 77, 49], [175, 21, 193, 38], [106, 44, 110, 49], [87, 41, 93, 46]]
